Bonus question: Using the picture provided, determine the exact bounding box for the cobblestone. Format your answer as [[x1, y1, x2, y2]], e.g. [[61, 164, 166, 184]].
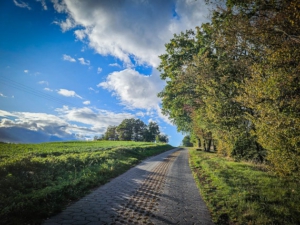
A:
[[150, 148, 213, 225], [43, 148, 213, 225]]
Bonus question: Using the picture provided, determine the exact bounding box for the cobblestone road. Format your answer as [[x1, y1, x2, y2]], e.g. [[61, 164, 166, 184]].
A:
[[43, 148, 213, 225]]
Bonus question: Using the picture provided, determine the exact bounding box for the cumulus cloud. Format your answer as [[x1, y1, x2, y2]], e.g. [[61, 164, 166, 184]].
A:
[[52, 0, 209, 67], [74, 29, 86, 40], [57, 89, 82, 99], [0, 110, 69, 138], [78, 57, 90, 66], [24, 70, 29, 73], [98, 68, 164, 110], [83, 100, 90, 105], [13, 0, 31, 10], [51, 0, 67, 13], [54, 18, 76, 32], [62, 54, 76, 62], [0, 107, 135, 143], [56, 106, 133, 131], [49, 0, 210, 126]]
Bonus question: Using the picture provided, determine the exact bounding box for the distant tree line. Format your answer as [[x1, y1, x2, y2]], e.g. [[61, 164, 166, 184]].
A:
[[160, 0, 300, 180], [94, 118, 168, 143]]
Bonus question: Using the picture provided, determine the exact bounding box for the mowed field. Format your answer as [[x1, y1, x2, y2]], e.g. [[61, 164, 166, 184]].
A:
[[0, 141, 173, 224]]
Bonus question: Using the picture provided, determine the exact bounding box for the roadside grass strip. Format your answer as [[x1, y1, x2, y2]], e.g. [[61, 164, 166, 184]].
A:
[[0, 141, 173, 225], [189, 148, 300, 225]]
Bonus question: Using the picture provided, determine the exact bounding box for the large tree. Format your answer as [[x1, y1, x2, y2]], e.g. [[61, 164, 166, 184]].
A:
[[227, 0, 300, 177], [143, 121, 160, 142], [103, 125, 118, 140], [158, 0, 300, 178], [116, 118, 136, 141], [108, 118, 162, 142]]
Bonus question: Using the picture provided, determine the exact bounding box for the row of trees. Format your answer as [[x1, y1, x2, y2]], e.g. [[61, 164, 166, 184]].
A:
[[159, 0, 300, 179], [95, 118, 168, 143]]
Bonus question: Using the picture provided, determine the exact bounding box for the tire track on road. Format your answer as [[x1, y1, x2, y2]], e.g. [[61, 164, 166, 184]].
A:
[[112, 151, 180, 225]]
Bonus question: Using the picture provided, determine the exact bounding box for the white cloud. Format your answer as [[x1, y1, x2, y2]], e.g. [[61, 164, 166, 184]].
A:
[[97, 67, 172, 124], [44, 87, 53, 92], [74, 29, 86, 40], [62, 54, 76, 62], [78, 57, 90, 66], [136, 111, 145, 117], [52, 0, 209, 67], [56, 106, 133, 131], [0, 110, 69, 136], [0, 107, 135, 142], [24, 70, 29, 73], [57, 89, 82, 99], [98, 68, 164, 110], [13, 0, 31, 10], [109, 63, 121, 68], [83, 100, 90, 105], [0, 93, 7, 98], [88, 87, 99, 94], [55, 18, 76, 32], [36, 0, 47, 10], [51, 0, 67, 13], [97, 67, 102, 74], [38, 80, 49, 85], [156, 105, 172, 125]]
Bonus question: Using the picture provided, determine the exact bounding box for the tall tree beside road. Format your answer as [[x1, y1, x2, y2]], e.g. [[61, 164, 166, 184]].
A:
[[158, 0, 300, 178]]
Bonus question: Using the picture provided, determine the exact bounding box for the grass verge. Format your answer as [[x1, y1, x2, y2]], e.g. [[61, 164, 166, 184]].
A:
[[189, 148, 300, 225], [0, 141, 173, 224]]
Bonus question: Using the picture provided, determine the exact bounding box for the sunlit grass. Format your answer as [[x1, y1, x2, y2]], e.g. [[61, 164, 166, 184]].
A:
[[0, 141, 173, 224], [189, 148, 300, 225]]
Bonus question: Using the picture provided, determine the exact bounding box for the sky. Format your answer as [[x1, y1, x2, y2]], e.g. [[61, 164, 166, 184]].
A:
[[0, 0, 210, 146]]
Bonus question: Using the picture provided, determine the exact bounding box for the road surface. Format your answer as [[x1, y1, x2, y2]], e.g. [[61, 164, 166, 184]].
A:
[[43, 148, 213, 225]]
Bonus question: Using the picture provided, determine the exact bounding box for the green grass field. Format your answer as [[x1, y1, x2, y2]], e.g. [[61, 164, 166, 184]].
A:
[[189, 148, 300, 225], [0, 141, 173, 224]]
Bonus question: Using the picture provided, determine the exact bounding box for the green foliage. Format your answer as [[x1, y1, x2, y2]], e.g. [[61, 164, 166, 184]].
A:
[[158, 29, 205, 132], [189, 149, 300, 225], [182, 135, 193, 147], [143, 121, 160, 142], [103, 125, 118, 140], [116, 118, 136, 141], [158, 0, 300, 178], [103, 118, 161, 142], [155, 134, 169, 143], [0, 141, 173, 224], [226, 0, 300, 178]]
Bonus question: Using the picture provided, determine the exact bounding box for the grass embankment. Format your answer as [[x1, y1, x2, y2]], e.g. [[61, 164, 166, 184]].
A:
[[0, 141, 173, 224], [189, 148, 300, 225]]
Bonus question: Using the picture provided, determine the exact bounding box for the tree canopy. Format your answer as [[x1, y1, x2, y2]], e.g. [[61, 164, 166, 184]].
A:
[[101, 118, 168, 143], [158, 0, 300, 179]]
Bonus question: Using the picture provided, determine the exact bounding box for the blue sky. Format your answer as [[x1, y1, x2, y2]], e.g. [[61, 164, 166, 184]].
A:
[[0, 0, 209, 146]]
